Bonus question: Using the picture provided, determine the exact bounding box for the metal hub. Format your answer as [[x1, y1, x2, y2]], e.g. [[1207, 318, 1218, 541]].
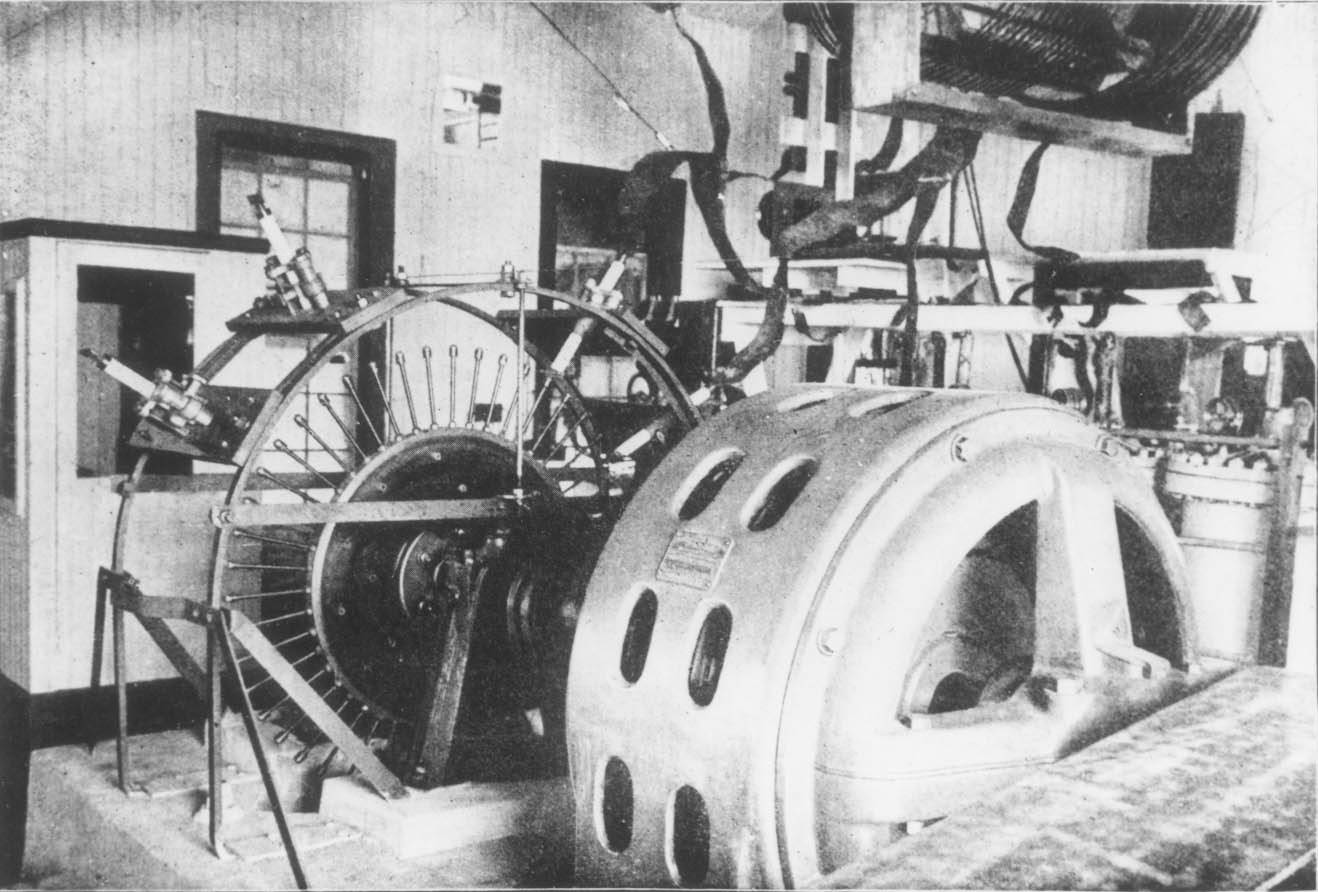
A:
[[310, 429, 575, 726]]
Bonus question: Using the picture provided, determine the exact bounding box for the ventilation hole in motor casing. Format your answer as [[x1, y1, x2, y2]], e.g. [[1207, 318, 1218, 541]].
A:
[[667, 785, 711, 887], [674, 448, 746, 521], [619, 589, 658, 684], [688, 605, 732, 707], [846, 389, 931, 418], [775, 389, 835, 413], [743, 456, 820, 531], [596, 756, 634, 853]]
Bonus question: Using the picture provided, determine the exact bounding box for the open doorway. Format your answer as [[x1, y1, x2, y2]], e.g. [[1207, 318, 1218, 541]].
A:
[[538, 160, 685, 304], [77, 266, 194, 476]]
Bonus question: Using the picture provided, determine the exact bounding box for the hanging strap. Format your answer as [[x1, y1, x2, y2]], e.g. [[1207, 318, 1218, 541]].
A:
[[1008, 142, 1081, 264]]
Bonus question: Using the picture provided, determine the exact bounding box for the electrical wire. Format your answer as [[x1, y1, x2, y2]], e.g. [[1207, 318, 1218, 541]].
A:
[[529, 2, 676, 150]]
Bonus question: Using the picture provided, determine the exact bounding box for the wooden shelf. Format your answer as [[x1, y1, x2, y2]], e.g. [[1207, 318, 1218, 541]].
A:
[[858, 83, 1191, 158], [718, 299, 1315, 340]]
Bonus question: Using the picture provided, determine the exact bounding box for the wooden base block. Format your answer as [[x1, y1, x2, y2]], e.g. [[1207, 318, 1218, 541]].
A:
[[319, 775, 571, 860]]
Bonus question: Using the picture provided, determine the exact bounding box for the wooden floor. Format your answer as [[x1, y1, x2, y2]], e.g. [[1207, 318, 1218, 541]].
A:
[[813, 667, 1317, 890]]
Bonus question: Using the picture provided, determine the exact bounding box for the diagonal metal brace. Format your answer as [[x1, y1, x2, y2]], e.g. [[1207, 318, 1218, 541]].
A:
[[96, 567, 209, 698], [225, 611, 408, 800]]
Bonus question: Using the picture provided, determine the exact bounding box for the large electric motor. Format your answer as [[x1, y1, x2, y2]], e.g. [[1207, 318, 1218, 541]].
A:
[[566, 385, 1198, 888]]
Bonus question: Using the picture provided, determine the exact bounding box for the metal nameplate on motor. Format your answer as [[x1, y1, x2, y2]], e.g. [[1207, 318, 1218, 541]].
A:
[[656, 530, 733, 591]]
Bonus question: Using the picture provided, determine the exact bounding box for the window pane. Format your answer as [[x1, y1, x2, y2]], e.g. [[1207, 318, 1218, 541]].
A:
[[220, 167, 261, 227], [260, 173, 307, 232], [306, 234, 350, 289], [309, 158, 353, 177], [307, 179, 350, 235]]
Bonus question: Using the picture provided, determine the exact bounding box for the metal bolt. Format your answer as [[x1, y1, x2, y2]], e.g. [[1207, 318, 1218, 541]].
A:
[[816, 626, 842, 656], [951, 435, 974, 463]]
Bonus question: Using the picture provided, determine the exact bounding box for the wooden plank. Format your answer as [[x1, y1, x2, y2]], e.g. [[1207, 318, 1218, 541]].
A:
[[813, 668, 1317, 891], [320, 775, 571, 860], [862, 83, 1191, 158]]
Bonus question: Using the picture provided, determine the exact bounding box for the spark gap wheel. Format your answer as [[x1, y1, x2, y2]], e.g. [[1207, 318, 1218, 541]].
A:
[[567, 385, 1197, 888], [209, 284, 697, 786]]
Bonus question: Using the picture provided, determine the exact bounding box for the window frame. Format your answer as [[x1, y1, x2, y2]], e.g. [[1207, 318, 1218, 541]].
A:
[[195, 111, 396, 287]]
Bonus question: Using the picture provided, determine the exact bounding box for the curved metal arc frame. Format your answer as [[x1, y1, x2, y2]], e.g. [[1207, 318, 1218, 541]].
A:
[[210, 288, 606, 607]]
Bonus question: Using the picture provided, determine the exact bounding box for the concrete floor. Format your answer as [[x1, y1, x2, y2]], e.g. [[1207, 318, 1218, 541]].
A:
[[15, 730, 571, 889], [12, 668, 1316, 890]]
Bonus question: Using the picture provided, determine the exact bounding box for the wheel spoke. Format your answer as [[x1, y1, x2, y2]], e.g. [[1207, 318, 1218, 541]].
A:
[[369, 361, 403, 441], [394, 351, 421, 434], [1034, 468, 1133, 676]]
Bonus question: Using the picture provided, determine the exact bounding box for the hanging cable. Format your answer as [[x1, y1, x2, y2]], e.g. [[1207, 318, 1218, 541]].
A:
[[529, 2, 676, 150]]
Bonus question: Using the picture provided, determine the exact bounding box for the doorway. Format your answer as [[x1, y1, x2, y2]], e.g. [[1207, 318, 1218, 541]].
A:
[[77, 266, 194, 476]]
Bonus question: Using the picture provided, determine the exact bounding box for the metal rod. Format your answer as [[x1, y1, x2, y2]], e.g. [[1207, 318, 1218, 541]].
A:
[[347, 704, 370, 734], [275, 716, 308, 745], [273, 439, 336, 489], [259, 693, 294, 722], [342, 375, 384, 448], [483, 354, 508, 432], [234, 529, 311, 552], [88, 579, 108, 753], [545, 410, 589, 457], [268, 629, 315, 650], [515, 286, 527, 502], [423, 345, 439, 430], [226, 560, 307, 572], [218, 616, 308, 889], [315, 746, 340, 778], [113, 601, 129, 793], [224, 588, 310, 602], [245, 648, 322, 696], [317, 394, 369, 462], [466, 347, 485, 427], [255, 608, 314, 627], [364, 717, 383, 742], [369, 361, 403, 441], [395, 351, 421, 433], [448, 344, 459, 426], [521, 379, 556, 441], [499, 387, 521, 440], [256, 468, 319, 504], [295, 414, 351, 472], [207, 625, 224, 854], [531, 397, 571, 454], [1112, 427, 1280, 448]]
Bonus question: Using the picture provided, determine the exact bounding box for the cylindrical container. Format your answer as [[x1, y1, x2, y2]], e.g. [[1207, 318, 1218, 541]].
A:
[[1287, 461, 1316, 673], [1161, 455, 1274, 664]]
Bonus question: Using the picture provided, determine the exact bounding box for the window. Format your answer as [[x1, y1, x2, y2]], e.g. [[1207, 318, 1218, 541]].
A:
[[195, 111, 396, 288], [218, 149, 356, 289], [196, 113, 397, 473]]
